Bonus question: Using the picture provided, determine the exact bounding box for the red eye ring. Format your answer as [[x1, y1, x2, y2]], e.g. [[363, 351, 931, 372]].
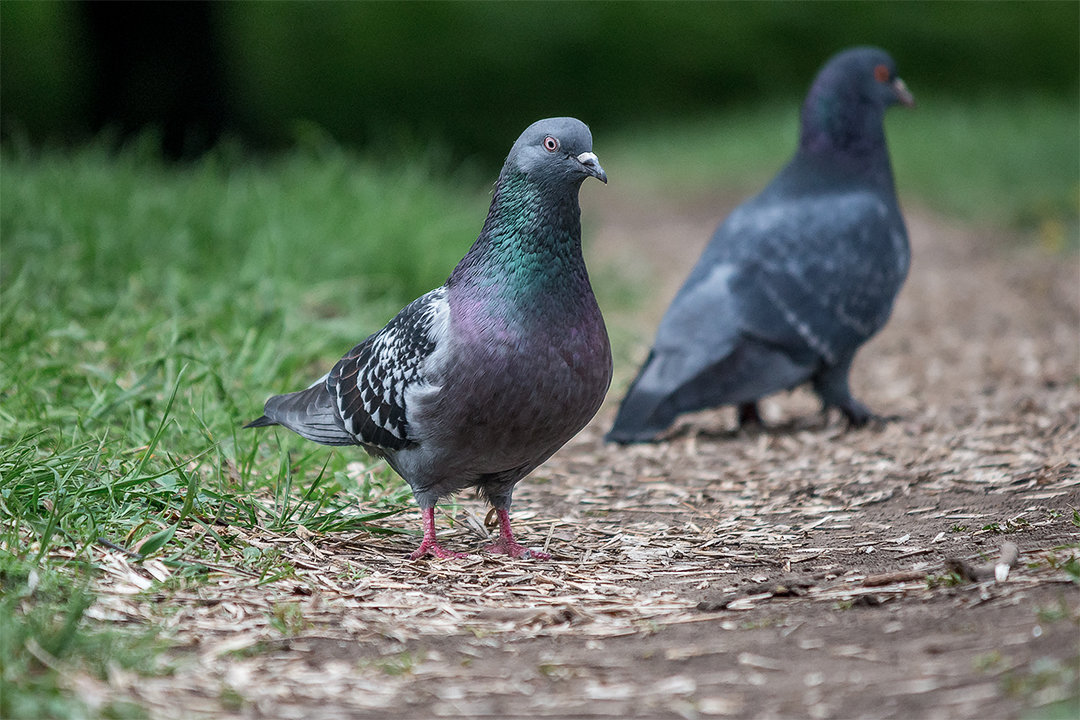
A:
[[874, 64, 890, 83], [543, 135, 559, 152]]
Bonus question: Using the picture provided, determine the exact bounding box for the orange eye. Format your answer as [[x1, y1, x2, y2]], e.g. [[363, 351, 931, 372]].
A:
[[874, 64, 890, 83], [543, 136, 559, 152]]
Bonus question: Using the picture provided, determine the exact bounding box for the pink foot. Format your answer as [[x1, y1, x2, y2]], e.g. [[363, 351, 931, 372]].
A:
[[484, 508, 551, 559], [408, 539, 466, 560], [407, 507, 466, 560], [485, 537, 551, 559]]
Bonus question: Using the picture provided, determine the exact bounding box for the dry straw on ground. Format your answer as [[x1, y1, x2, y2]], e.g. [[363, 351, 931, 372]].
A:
[[70, 202, 1080, 719]]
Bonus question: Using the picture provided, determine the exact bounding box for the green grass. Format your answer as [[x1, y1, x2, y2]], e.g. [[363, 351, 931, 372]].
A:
[[1, 138, 485, 717], [1, 94, 1077, 715], [0, 553, 160, 720]]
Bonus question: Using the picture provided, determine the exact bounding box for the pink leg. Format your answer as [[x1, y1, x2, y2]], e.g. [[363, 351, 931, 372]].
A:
[[408, 507, 466, 560], [485, 508, 551, 559]]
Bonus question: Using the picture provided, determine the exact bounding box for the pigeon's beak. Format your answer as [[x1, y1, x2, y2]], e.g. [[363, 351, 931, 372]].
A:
[[892, 77, 916, 108], [576, 151, 608, 184]]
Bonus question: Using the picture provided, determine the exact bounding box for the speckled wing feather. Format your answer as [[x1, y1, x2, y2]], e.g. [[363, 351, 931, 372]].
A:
[[327, 286, 449, 452], [718, 191, 908, 365]]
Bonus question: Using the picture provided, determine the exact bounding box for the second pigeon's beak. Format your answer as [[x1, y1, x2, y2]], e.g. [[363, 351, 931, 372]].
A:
[[576, 151, 608, 184], [892, 77, 916, 108]]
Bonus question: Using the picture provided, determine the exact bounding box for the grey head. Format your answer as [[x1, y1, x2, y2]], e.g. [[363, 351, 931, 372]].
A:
[[799, 46, 915, 157], [501, 117, 608, 188]]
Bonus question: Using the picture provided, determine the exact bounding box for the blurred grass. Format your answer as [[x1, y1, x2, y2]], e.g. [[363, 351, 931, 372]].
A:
[[0, 94, 1076, 715], [5, 1, 1077, 155], [0, 553, 161, 720], [607, 93, 1079, 245]]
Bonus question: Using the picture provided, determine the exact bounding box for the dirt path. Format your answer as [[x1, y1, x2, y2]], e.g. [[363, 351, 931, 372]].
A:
[[88, 191, 1077, 718]]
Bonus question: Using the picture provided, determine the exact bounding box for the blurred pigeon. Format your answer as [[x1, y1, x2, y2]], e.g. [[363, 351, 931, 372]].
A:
[[248, 117, 611, 559], [607, 47, 914, 443]]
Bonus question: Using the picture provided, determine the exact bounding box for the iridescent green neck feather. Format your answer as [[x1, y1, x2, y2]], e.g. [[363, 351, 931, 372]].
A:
[[449, 168, 590, 304]]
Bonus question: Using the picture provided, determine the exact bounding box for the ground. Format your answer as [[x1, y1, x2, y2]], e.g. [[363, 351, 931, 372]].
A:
[[78, 190, 1078, 719]]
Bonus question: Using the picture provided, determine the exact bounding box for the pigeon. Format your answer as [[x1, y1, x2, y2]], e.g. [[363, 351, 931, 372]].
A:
[[607, 47, 914, 443], [247, 117, 611, 559]]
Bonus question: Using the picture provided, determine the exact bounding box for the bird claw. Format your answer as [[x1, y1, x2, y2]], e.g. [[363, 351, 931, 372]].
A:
[[408, 540, 466, 560], [842, 407, 900, 429], [485, 538, 551, 560], [737, 403, 764, 429]]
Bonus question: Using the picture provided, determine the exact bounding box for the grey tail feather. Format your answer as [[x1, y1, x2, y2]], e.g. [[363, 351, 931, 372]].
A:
[[605, 353, 679, 444], [607, 339, 816, 444], [245, 383, 356, 447], [606, 389, 679, 444]]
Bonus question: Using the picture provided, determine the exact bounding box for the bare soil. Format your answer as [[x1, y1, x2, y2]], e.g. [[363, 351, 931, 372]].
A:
[[83, 190, 1078, 719]]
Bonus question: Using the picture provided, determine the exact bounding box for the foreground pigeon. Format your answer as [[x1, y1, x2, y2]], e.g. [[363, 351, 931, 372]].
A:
[[607, 47, 914, 443], [247, 117, 611, 559]]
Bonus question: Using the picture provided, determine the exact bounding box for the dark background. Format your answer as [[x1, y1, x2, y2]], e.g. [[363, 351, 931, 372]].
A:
[[2, 1, 1077, 160]]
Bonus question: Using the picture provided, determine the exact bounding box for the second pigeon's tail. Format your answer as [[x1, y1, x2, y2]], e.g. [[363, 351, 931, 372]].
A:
[[607, 335, 825, 443], [605, 394, 678, 444], [244, 381, 356, 447], [604, 352, 681, 444]]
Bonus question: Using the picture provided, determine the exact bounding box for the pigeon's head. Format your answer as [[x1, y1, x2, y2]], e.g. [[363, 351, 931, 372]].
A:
[[503, 117, 608, 187], [800, 47, 914, 156], [813, 47, 915, 112]]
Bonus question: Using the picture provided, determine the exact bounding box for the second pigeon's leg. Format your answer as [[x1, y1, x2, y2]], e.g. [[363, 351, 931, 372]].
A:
[[485, 508, 551, 559], [409, 506, 466, 560], [812, 361, 875, 427], [737, 402, 763, 428], [836, 398, 874, 427]]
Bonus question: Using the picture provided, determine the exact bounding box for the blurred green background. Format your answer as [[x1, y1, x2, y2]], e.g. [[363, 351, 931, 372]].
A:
[[3, 0, 1077, 474], [1, 8, 1078, 716], [2, 1, 1077, 160]]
